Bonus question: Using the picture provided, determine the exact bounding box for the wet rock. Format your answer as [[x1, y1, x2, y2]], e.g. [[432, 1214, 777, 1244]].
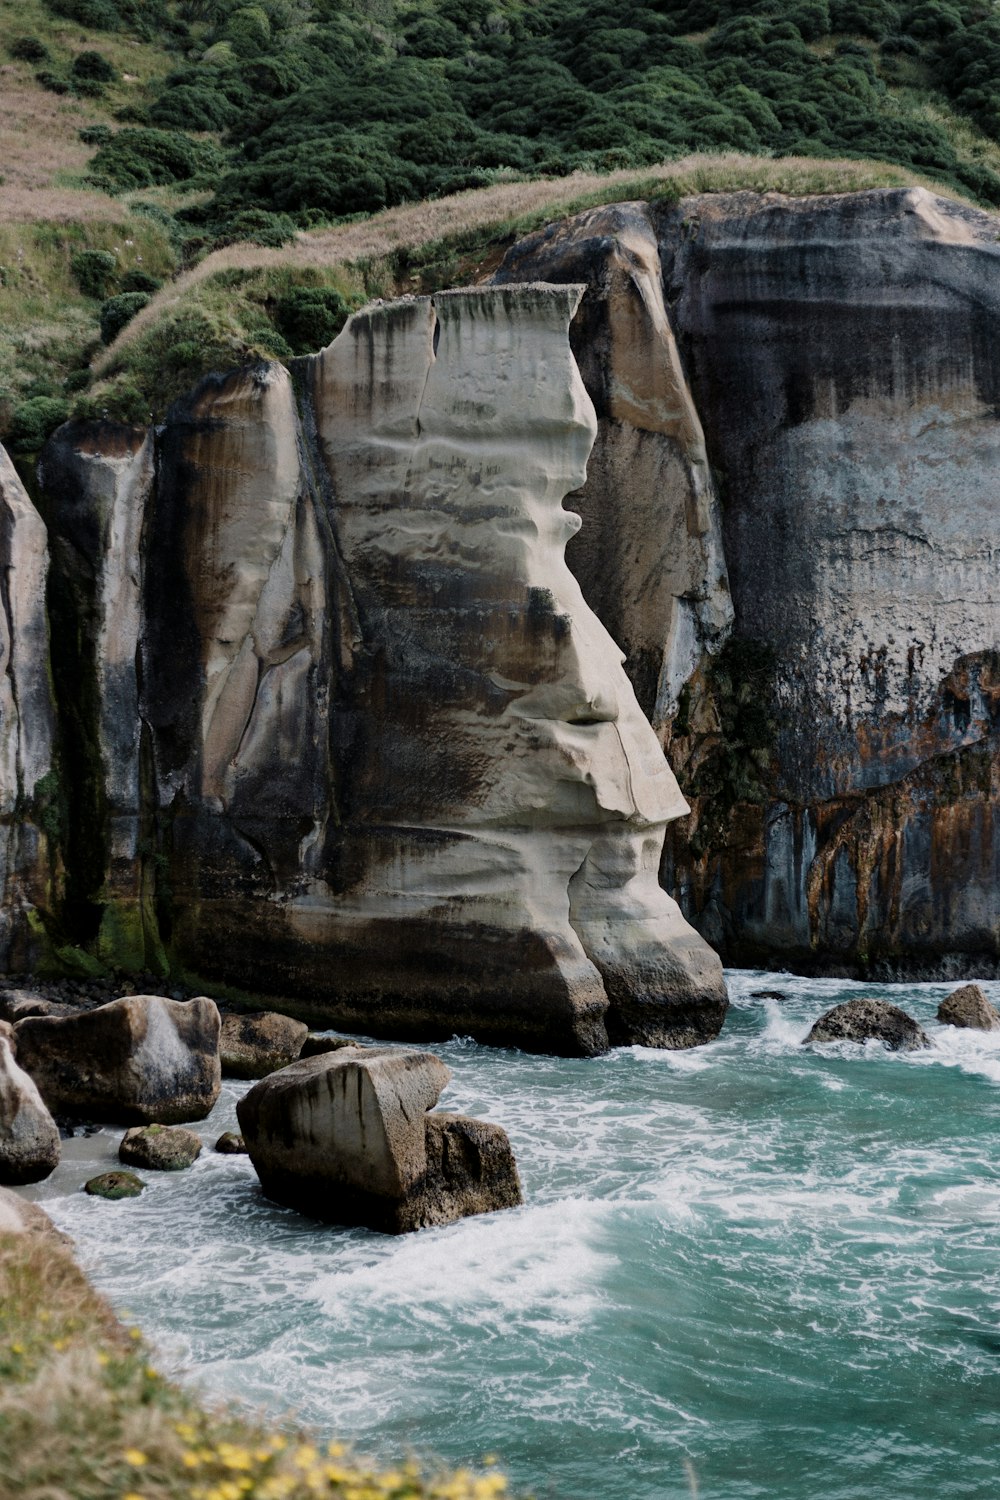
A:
[[214, 1131, 247, 1154], [219, 1011, 309, 1079], [804, 999, 931, 1051], [0, 1034, 60, 1185], [751, 991, 789, 1001], [15, 994, 221, 1124], [237, 1046, 522, 1234], [936, 984, 1000, 1031], [118, 1124, 202, 1170], [299, 1034, 364, 1058], [84, 1170, 144, 1200]]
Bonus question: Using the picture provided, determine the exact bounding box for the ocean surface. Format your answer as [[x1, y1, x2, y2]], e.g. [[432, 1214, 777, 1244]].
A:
[[26, 971, 1000, 1500]]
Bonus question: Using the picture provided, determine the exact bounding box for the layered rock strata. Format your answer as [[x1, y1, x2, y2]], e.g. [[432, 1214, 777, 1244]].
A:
[[237, 1046, 522, 1233]]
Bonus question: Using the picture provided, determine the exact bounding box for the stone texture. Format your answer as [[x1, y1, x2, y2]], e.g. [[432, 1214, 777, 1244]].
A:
[[0, 1034, 60, 1184], [15, 994, 221, 1123], [237, 1046, 522, 1233], [0, 1020, 15, 1053], [0, 446, 56, 970], [936, 983, 1000, 1030], [299, 1034, 361, 1058], [219, 1011, 309, 1079], [0, 1185, 66, 1237], [84, 1170, 144, 1199], [0, 992, 73, 1023], [804, 999, 931, 1051], [214, 1131, 247, 1154], [118, 1123, 202, 1170]]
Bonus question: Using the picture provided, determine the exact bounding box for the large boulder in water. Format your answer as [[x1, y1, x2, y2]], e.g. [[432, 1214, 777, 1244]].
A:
[[936, 983, 1000, 1031], [219, 1010, 309, 1079], [0, 1034, 60, 1184], [237, 1046, 522, 1233], [118, 1123, 202, 1170], [14, 994, 221, 1123], [804, 999, 931, 1051]]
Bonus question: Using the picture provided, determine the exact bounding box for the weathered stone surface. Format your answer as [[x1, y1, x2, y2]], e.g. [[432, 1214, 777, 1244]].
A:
[[936, 983, 1000, 1031], [299, 1034, 361, 1058], [0, 992, 73, 1023], [118, 1123, 202, 1170], [214, 1131, 247, 1154], [127, 284, 724, 1053], [804, 999, 931, 1051], [0, 1020, 15, 1053], [0, 446, 56, 971], [15, 994, 221, 1123], [84, 1170, 144, 1199], [237, 1046, 521, 1233], [493, 202, 732, 733], [219, 1011, 309, 1079], [0, 1185, 66, 1237], [0, 1035, 60, 1184]]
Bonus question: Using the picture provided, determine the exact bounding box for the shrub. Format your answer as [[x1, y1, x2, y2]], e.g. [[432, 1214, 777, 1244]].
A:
[[150, 83, 237, 129], [70, 249, 118, 298], [72, 50, 118, 82], [119, 268, 162, 294], [6, 396, 69, 453], [9, 36, 48, 61], [99, 291, 150, 344], [224, 5, 271, 56], [90, 127, 223, 190], [273, 286, 353, 354], [79, 123, 113, 146], [35, 68, 71, 94], [214, 207, 297, 246]]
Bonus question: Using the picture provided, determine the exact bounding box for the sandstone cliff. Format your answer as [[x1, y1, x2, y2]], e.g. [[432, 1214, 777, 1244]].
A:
[[25, 284, 726, 1054]]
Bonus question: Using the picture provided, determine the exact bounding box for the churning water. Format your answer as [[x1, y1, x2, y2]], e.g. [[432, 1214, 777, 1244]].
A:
[[26, 972, 1000, 1499]]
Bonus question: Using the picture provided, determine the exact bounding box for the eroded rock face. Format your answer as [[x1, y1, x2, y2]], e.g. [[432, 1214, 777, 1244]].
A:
[[219, 1011, 309, 1079], [804, 999, 931, 1051], [936, 984, 1000, 1031], [237, 1046, 521, 1232], [15, 994, 221, 1123], [127, 284, 725, 1053], [0, 447, 56, 970], [0, 1034, 60, 1184]]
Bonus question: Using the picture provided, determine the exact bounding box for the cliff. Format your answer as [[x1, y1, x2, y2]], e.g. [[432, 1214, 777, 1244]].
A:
[[19, 283, 726, 1055], [496, 187, 1000, 977]]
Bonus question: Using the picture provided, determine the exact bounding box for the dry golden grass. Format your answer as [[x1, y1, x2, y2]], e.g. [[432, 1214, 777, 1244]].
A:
[[0, 1228, 515, 1500], [94, 150, 972, 374]]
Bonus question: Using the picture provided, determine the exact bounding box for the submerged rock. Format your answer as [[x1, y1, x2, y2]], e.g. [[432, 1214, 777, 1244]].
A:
[[237, 1046, 522, 1234], [936, 984, 1000, 1031], [0, 1034, 60, 1185], [219, 1011, 309, 1079], [118, 1123, 202, 1170], [214, 1131, 247, 1154], [804, 999, 931, 1051], [15, 994, 221, 1123], [84, 1170, 144, 1200]]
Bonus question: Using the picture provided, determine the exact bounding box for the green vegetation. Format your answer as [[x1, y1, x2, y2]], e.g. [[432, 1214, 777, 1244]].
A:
[[0, 1229, 515, 1500]]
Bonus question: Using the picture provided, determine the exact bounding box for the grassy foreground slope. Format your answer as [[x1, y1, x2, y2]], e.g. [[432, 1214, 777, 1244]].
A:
[[6, 0, 1000, 445], [0, 1226, 513, 1500]]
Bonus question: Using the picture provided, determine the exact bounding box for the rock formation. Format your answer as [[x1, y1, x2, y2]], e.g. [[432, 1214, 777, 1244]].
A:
[[0, 1034, 60, 1184], [219, 1012, 309, 1079], [804, 998, 931, 1051], [15, 994, 221, 1123], [936, 983, 1000, 1031], [237, 1045, 522, 1232], [118, 1123, 202, 1170]]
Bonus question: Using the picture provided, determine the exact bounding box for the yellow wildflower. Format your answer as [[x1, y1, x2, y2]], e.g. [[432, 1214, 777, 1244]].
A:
[[123, 1449, 148, 1467], [327, 1441, 346, 1458], [182, 1451, 201, 1468], [10, 1343, 24, 1355], [293, 1444, 319, 1470], [129, 1327, 142, 1341]]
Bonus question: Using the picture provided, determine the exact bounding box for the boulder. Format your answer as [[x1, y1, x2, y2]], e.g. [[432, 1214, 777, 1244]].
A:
[[0, 1035, 60, 1185], [0, 994, 74, 1023], [237, 1047, 522, 1233], [84, 1170, 144, 1200], [299, 1034, 364, 1058], [804, 999, 931, 1051], [0, 1020, 15, 1053], [214, 1131, 247, 1154], [219, 1010, 309, 1079], [0, 1186, 67, 1239], [936, 983, 1000, 1031], [118, 1124, 202, 1170], [15, 994, 221, 1124]]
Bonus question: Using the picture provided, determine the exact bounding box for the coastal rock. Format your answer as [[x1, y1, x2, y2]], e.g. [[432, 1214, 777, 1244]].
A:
[[237, 1046, 522, 1233], [0, 1185, 67, 1238], [804, 999, 931, 1051], [936, 984, 1000, 1031], [0, 993, 73, 1023], [15, 994, 221, 1123], [0, 1034, 60, 1184], [298, 1034, 361, 1058], [214, 1131, 247, 1154], [219, 1011, 309, 1079], [118, 1123, 202, 1170], [0, 1020, 15, 1053], [84, 1170, 144, 1199]]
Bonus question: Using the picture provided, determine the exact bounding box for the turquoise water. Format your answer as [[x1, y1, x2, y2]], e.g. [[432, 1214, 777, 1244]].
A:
[[28, 972, 1000, 1499]]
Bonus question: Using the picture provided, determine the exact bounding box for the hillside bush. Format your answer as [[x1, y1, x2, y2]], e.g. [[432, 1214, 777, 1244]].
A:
[[7, 396, 69, 453], [99, 291, 151, 344], [71, 249, 119, 298], [9, 36, 49, 61], [72, 50, 118, 83], [273, 286, 353, 353], [89, 128, 224, 190]]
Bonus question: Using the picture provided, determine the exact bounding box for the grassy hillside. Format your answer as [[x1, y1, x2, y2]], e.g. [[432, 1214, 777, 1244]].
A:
[[5, 0, 1000, 448]]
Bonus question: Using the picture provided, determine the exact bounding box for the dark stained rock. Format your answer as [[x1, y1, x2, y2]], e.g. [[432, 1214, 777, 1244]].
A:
[[936, 984, 1000, 1031], [237, 1046, 521, 1234], [15, 994, 221, 1124], [219, 1010, 309, 1079], [0, 993, 74, 1023], [299, 1034, 365, 1058], [84, 1170, 144, 1200], [214, 1131, 247, 1154], [0, 1035, 60, 1185], [804, 999, 931, 1051], [118, 1124, 202, 1170]]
